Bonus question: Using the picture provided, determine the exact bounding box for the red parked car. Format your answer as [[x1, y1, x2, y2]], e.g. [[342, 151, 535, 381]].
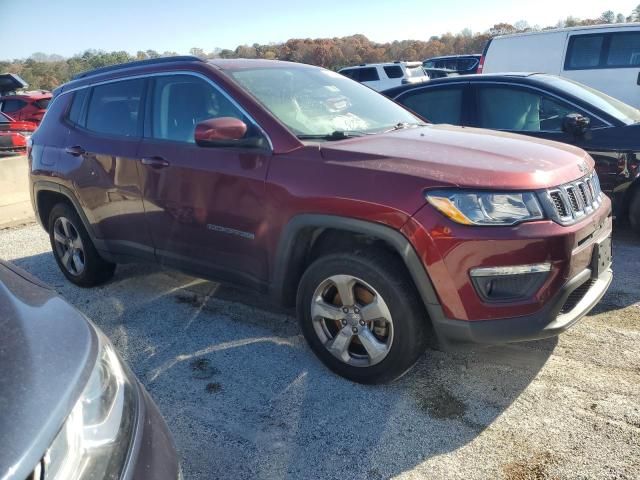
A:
[[0, 91, 51, 124], [0, 111, 37, 156], [29, 57, 612, 383]]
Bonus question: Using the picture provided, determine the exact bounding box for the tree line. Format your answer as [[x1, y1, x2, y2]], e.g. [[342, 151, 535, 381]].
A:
[[2, 7, 639, 92]]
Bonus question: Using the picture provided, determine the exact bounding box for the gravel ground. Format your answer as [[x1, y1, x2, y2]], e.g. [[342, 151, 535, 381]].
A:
[[1, 223, 638, 480]]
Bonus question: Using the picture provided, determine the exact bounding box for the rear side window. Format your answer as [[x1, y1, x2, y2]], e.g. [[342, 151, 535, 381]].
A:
[[340, 69, 357, 80], [398, 86, 464, 124], [566, 35, 604, 69], [383, 66, 403, 79], [358, 67, 380, 82], [607, 32, 640, 67], [1, 99, 27, 113], [86, 79, 144, 137], [67, 89, 88, 125], [34, 98, 51, 109]]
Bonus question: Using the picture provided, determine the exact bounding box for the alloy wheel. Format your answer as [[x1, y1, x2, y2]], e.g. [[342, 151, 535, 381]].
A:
[[53, 217, 86, 276], [310, 274, 394, 367]]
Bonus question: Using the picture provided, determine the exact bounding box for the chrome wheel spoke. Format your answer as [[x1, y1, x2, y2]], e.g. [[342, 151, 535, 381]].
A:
[[71, 251, 83, 274], [53, 229, 66, 245], [358, 328, 389, 364], [332, 275, 356, 306], [360, 296, 391, 323], [311, 298, 345, 321], [72, 236, 83, 250], [60, 217, 72, 238], [326, 326, 353, 362], [61, 249, 73, 271]]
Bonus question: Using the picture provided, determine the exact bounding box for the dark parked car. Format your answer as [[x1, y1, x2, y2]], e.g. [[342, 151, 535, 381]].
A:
[[29, 57, 612, 383], [423, 54, 482, 74], [384, 73, 640, 232], [0, 260, 179, 479]]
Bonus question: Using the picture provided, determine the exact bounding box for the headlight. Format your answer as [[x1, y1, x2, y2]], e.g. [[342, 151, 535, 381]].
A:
[[426, 190, 544, 226], [45, 330, 137, 479]]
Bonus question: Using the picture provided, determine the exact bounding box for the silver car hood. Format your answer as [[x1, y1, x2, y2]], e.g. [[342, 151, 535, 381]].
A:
[[0, 260, 97, 480]]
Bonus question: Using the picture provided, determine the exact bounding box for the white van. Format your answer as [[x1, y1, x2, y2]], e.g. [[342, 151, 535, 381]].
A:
[[338, 62, 428, 91], [480, 23, 640, 108]]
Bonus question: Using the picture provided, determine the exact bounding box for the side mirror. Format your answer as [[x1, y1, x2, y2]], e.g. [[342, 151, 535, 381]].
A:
[[195, 117, 248, 147], [562, 113, 591, 137]]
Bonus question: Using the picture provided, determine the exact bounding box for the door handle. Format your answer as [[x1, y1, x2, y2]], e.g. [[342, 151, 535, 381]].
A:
[[637, 72, 640, 86], [65, 145, 85, 157], [141, 156, 170, 168]]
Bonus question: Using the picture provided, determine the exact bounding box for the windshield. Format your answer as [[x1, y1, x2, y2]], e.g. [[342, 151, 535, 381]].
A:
[[229, 66, 422, 138], [535, 74, 640, 125]]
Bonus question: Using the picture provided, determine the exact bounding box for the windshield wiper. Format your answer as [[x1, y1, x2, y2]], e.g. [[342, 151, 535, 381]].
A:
[[380, 122, 428, 134], [297, 130, 371, 141]]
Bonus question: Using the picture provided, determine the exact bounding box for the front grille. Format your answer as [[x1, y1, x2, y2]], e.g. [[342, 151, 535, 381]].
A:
[[543, 171, 603, 225], [560, 279, 596, 314], [550, 191, 568, 217]]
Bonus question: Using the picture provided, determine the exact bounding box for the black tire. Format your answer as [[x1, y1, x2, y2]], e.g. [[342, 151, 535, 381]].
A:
[[296, 249, 428, 384], [48, 202, 116, 287], [629, 189, 640, 234]]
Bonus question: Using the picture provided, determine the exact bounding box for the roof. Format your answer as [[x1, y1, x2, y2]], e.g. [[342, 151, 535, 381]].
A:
[[0, 91, 51, 99], [494, 22, 640, 40], [208, 58, 314, 71], [424, 54, 482, 61], [338, 61, 423, 70]]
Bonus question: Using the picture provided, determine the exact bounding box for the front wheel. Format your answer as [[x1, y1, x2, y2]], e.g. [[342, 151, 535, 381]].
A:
[[296, 250, 428, 384]]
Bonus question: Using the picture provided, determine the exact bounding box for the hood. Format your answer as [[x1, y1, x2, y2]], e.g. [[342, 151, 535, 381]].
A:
[[319, 125, 594, 190], [0, 261, 97, 480]]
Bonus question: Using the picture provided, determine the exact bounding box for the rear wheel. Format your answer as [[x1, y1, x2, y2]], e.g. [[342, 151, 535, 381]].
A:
[[296, 250, 428, 384], [48, 203, 116, 287]]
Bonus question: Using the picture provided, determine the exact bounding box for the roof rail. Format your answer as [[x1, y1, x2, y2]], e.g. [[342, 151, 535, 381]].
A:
[[72, 55, 205, 80]]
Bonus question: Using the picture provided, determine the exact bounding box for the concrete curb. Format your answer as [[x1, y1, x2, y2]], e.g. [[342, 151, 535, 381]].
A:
[[0, 155, 34, 229]]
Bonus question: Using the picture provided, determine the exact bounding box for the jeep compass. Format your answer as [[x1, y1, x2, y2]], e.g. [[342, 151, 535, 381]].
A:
[[29, 56, 613, 383]]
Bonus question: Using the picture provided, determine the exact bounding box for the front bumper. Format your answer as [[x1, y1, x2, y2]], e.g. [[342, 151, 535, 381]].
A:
[[430, 265, 612, 345], [123, 382, 180, 480]]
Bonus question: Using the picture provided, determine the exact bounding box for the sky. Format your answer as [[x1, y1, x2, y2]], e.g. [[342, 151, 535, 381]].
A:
[[0, 0, 637, 60]]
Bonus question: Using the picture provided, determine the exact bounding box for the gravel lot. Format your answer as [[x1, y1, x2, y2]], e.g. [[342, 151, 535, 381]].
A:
[[1, 223, 638, 480]]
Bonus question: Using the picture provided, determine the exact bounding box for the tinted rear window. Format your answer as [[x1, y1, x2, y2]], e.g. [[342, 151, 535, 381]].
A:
[[383, 66, 403, 79], [340, 69, 359, 80], [1, 99, 27, 113], [34, 98, 51, 109], [67, 89, 89, 125], [566, 35, 604, 69], [86, 79, 144, 137], [358, 67, 380, 82], [607, 32, 640, 67], [398, 86, 463, 124]]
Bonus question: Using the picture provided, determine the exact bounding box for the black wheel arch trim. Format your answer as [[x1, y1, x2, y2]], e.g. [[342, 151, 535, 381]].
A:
[[271, 214, 441, 310], [33, 181, 103, 247]]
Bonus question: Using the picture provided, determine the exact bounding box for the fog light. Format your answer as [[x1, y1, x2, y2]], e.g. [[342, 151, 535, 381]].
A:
[[470, 263, 551, 303]]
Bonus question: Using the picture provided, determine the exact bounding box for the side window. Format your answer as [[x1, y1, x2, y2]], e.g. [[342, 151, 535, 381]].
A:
[[565, 35, 604, 70], [1, 99, 27, 113], [358, 67, 380, 82], [340, 69, 359, 81], [477, 86, 578, 132], [383, 66, 403, 79], [150, 75, 253, 144], [67, 89, 89, 126], [398, 87, 464, 124], [86, 79, 144, 137], [606, 32, 640, 67]]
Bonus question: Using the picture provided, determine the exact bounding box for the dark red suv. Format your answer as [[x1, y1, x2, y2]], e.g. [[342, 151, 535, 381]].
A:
[[29, 57, 613, 383]]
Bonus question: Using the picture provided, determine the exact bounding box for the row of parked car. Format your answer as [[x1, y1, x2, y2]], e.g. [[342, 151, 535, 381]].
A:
[[1, 22, 637, 480], [0, 75, 51, 156], [339, 23, 640, 231]]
